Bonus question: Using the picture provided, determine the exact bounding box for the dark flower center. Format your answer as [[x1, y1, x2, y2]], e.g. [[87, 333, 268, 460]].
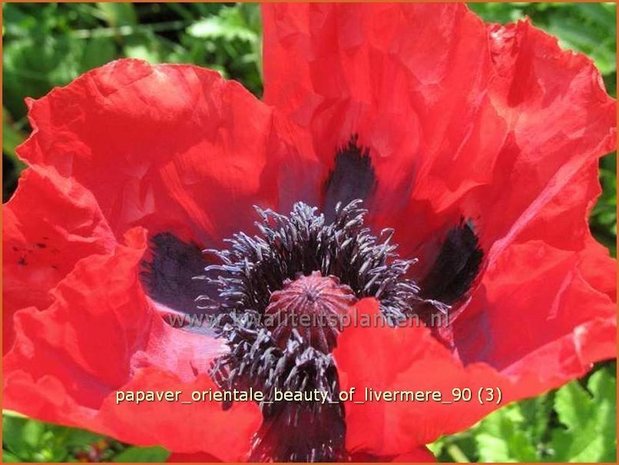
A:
[[199, 200, 442, 324], [200, 199, 448, 461], [141, 139, 484, 462]]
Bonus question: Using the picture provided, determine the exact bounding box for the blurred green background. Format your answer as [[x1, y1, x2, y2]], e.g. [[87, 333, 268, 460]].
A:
[[2, 3, 616, 463]]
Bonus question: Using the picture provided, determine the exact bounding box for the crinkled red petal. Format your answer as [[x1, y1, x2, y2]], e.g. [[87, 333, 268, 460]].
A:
[[3, 167, 115, 352], [18, 59, 305, 245], [262, 3, 501, 242], [3, 227, 259, 459], [262, 4, 615, 266], [264, 7, 616, 453], [4, 4, 616, 461], [336, 270, 614, 456]]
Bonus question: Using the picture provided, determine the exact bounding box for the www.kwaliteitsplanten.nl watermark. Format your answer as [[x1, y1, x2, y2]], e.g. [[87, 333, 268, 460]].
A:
[[164, 307, 451, 331]]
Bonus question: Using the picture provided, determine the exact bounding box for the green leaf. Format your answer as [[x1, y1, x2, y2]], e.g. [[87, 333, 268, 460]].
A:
[[588, 367, 617, 462], [187, 6, 258, 43], [1, 414, 120, 462], [62, 428, 105, 448], [551, 367, 616, 462], [96, 3, 137, 28], [2, 107, 26, 158], [1, 415, 56, 461], [516, 393, 554, 447], [80, 36, 117, 72], [554, 380, 593, 428], [474, 404, 539, 462], [123, 33, 162, 63], [3, 416, 35, 458], [112, 446, 170, 462], [2, 450, 21, 463]]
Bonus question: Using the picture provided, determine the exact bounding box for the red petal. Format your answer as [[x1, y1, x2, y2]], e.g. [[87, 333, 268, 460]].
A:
[[264, 8, 615, 452], [18, 59, 303, 245], [474, 20, 616, 262], [262, 4, 615, 266], [3, 228, 259, 459], [507, 160, 615, 299], [453, 240, 615, 374], [334, 299, 506, 455], [3, 167, 115, 352], [262, 4, 500, 238], [97, 369, 260, 461], [336, 253, 614, 456], [451, 156, 616, 368], [407, 19, 615, 267]]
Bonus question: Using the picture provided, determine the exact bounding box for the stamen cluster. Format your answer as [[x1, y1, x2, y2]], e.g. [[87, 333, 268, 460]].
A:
[[197, 200, 443, 461], [198, 200, 438, 323]]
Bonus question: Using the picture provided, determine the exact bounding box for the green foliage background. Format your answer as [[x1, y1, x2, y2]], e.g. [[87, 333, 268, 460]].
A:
[[2, 3, 616, 463]]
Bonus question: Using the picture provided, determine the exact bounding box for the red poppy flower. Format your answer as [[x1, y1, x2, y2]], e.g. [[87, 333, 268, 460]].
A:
[[3, 3, 616, 462]]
